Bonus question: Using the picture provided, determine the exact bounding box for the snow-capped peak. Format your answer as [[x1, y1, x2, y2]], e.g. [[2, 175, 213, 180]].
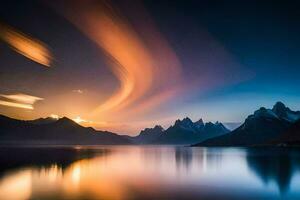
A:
[[253, 107, 279, 119], [248, 102, 300, 123]]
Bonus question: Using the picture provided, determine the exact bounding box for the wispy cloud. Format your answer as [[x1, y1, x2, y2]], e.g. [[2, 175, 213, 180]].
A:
[[0, 94, 43, 104], [0, 23, 53, 67], [72, 89, 83, 94], [0, 93, 43, 110]]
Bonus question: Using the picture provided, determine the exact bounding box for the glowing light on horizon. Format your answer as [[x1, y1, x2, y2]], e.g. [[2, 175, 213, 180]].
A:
[[0, 93, 43, 110], [72, 116, 87, 124], [0, 23, 53, 67], [50, 114, 60, 119]]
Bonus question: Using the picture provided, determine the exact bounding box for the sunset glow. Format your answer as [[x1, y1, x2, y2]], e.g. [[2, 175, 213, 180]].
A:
[[1, 0, 299, 134], [72, 116, 87, 124], [1, 1, 300, 200], [50, 114, 60, 119]]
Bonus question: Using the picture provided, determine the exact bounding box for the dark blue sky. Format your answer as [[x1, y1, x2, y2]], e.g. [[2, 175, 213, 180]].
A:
[[144, 0, 300, 87], [138, 0, 300, 121]]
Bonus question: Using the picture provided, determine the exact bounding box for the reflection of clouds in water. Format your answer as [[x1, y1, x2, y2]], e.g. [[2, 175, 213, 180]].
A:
[[71, 165, 81, 186], [0, 170, 32, 200], [0, 147, 300, 199]]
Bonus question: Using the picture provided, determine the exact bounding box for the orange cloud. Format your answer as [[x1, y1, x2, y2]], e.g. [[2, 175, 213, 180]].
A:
[[52, 0, 182, 120], [0, 23, 53, 67]]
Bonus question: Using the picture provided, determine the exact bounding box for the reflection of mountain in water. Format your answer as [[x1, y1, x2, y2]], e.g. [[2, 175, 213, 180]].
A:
[[0, 147, 110, 176], [246, 148, 300, 194], [175, 147, 193, 171], [174, 147, 223, 173]]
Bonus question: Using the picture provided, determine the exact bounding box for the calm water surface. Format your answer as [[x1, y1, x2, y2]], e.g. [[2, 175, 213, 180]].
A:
[[0, 146, 300, 200]]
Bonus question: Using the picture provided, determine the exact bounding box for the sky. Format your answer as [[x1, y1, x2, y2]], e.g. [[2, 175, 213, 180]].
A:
[[0, 0, 300, 135]]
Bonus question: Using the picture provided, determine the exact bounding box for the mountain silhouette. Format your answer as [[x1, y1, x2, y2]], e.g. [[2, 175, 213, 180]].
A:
[[195, 102, 299, 146], [28, 117, 58, 125], [0, 115, 131, 145], [130, 125, 164, 144], [2, 101, 300, 146], [270, 119, 300, 145], [150, 117, 229, 145]]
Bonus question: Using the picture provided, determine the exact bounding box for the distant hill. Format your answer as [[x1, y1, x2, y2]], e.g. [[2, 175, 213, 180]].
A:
[[0, 115, 131, 145], [194, 102, 300, 147]]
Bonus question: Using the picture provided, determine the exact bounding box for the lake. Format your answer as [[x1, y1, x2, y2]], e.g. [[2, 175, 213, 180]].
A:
[[0, 146, 300, 200]]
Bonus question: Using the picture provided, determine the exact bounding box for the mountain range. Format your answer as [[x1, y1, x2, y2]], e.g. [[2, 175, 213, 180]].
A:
[[1, 101, 300, 146], [129, 118, 229, 145], [0, 114, 229, 145], [194, 102, 300, 146]]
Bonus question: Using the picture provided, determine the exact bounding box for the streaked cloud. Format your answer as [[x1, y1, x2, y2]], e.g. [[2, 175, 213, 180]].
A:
[[0, 100, 34, 110], [0, 23, 53, 67], [0, 93, 43, 110], [53, 0, 182, 119], [0, 93, 43, 104]]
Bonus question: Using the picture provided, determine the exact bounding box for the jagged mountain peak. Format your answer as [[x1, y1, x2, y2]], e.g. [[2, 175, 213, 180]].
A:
[[133, 125, 165, 144], [195, 118, 204, 125], [173, 117, 197, 133], [214, 121, 224, 127], [215, 121, 222, 125], [55, 117, 81, 127], [175, 117, 193, 127], [272, 101, 289, 114], [272, 101, 287, 111], [204, 122, 214, 126], [174, 117, 227, 132], [194, 119, 205, 130], [153, 125, 164, 131], [140, 125, 164, 135], [182, 117, 193, 123]]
